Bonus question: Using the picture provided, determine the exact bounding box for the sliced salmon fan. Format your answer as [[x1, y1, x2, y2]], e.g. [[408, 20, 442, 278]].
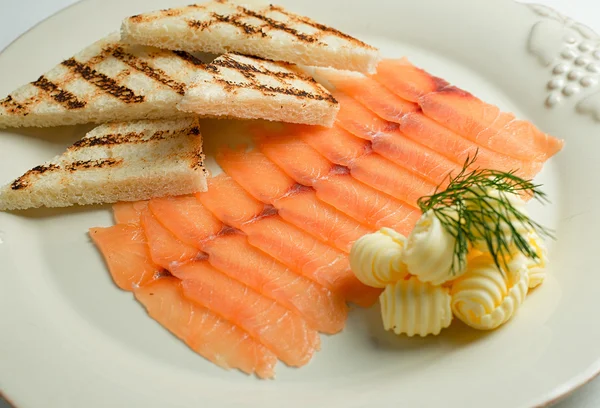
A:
[[92, 204, 277, 378], [316, 58, 564, 165], [92, 198, 356, 376], [89, 57, 564, 379]]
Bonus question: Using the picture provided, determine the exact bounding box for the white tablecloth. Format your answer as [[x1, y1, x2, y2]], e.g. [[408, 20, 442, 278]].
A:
[[0, 1, 598, 407]]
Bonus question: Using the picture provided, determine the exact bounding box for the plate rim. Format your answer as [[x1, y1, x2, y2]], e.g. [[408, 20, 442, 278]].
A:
[[0, 1, 598, 407]]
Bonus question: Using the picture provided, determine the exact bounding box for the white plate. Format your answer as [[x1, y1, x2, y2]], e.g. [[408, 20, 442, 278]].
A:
[[1, 0, 599, 407]]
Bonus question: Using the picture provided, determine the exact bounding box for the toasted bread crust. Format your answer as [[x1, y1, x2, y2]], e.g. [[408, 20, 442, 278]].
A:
[[178, 53, 339, 126], [121, 1, 381, 73], [0, 33, 206, 128], [0, 118, 207, 210]]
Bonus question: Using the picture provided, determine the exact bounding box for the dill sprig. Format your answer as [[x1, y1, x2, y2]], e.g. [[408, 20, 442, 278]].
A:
[[417, 151, 554, 275]]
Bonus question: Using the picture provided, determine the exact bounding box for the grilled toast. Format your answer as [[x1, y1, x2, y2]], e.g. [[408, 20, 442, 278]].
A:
[[0, 118, 207, 211], [0, 32, 205, 129], [121, 1, 380, 74], [178, 53, 339, 126]]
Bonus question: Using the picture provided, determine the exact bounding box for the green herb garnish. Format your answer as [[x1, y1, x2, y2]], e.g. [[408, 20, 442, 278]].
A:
[[417, 151, 554, 276]]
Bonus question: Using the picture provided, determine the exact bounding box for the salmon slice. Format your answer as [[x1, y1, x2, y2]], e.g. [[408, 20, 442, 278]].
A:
[[254, 130, 425, 221], [145, 187, 352, 325], [217, 147, 296, 205], [332, 92, 465, 185], [350, 153, 435, 204], [148, 196, 222, 247], [241, 215, 379, 307], [218, 146, 377, 252], [371, 59, 564, 161], [140, 209, 201, 270], [371, 58, 449, 102], [419, 88, 565, 161], [399, 112, 542, 180], [134, 277, 277, 379], [221, 144, 417, 233], [300, 124, 371, 166], [274, 187, 374, 253], [370, 130, 462, 186], [89, 224, 161, 291], [196, 174, 264, 230], [197, 172, 376, 306], [112, 201, 148, 225], [334, 91, 399, 138], [331, 78, 539, 179], [255, 133, 333, 186], [316, 68, 419, 122], [202, 233, 348, 333], [173, 261, 321, 367], [313, 171, 420, 234]]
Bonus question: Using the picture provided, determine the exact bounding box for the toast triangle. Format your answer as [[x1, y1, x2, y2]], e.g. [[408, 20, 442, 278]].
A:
[[0, 118, 207, 211], [121, 1, 380, 74]]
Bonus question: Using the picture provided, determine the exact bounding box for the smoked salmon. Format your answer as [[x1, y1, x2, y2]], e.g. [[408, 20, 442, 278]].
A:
[[89, 54, 566, 380], [316, 68, 419, 122], [198, 174, 377, 307], [399, 112, 543, 180], [140, 209, 202, 270], [112, 201, 149, 226], [197, 174, 265, 230], [331, 91, 462, 186], [135, 277, 277, 379], [274, 187, 374, 253], [260, 125, 431, 202], [93, 219, 280, 377], [218, 147, 419, 234], [89, 224, 161, 290], [147, 193, 350, 332], [314, 71, 543, 180], [372, 59, 564, 162], [173, 260, 321, 367], [371, 58, 449, 103], [418, 89, 564, 162], [300, 124, 371, 167], [148, 196, 222, 247], [202, 233, 348, 333]]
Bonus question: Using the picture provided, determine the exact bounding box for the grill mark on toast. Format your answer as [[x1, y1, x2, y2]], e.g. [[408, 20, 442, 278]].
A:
[[237, 6, 319, 43], [161, 8, 183, 17], [111, 47, 186, 95], [188, 19, 212, 30], [115, 69, 133, 82], [213, 77, 338, 103], [10, 158, 124, 191], [268, 5, 376, 49], [191, 146, 205, 170], [86, 46, 116, 66], [129, 14, 143, 23], [69, 125, 200, 150], [65, 158, 123, 172], [207, 54, 337, 103], [0, 95, 29, 115], [62, 58, 145, 104], [128, 1, 376, 53], [130, 4, 206, 24], [211, 12, 266, 36], [211, 54, 296, 81], [70, 131, 147, 149], [172, 50, 205, 67], [31, 76, 87, 109], [10, 164, 60, 190], [185, 4, 321, 44]]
